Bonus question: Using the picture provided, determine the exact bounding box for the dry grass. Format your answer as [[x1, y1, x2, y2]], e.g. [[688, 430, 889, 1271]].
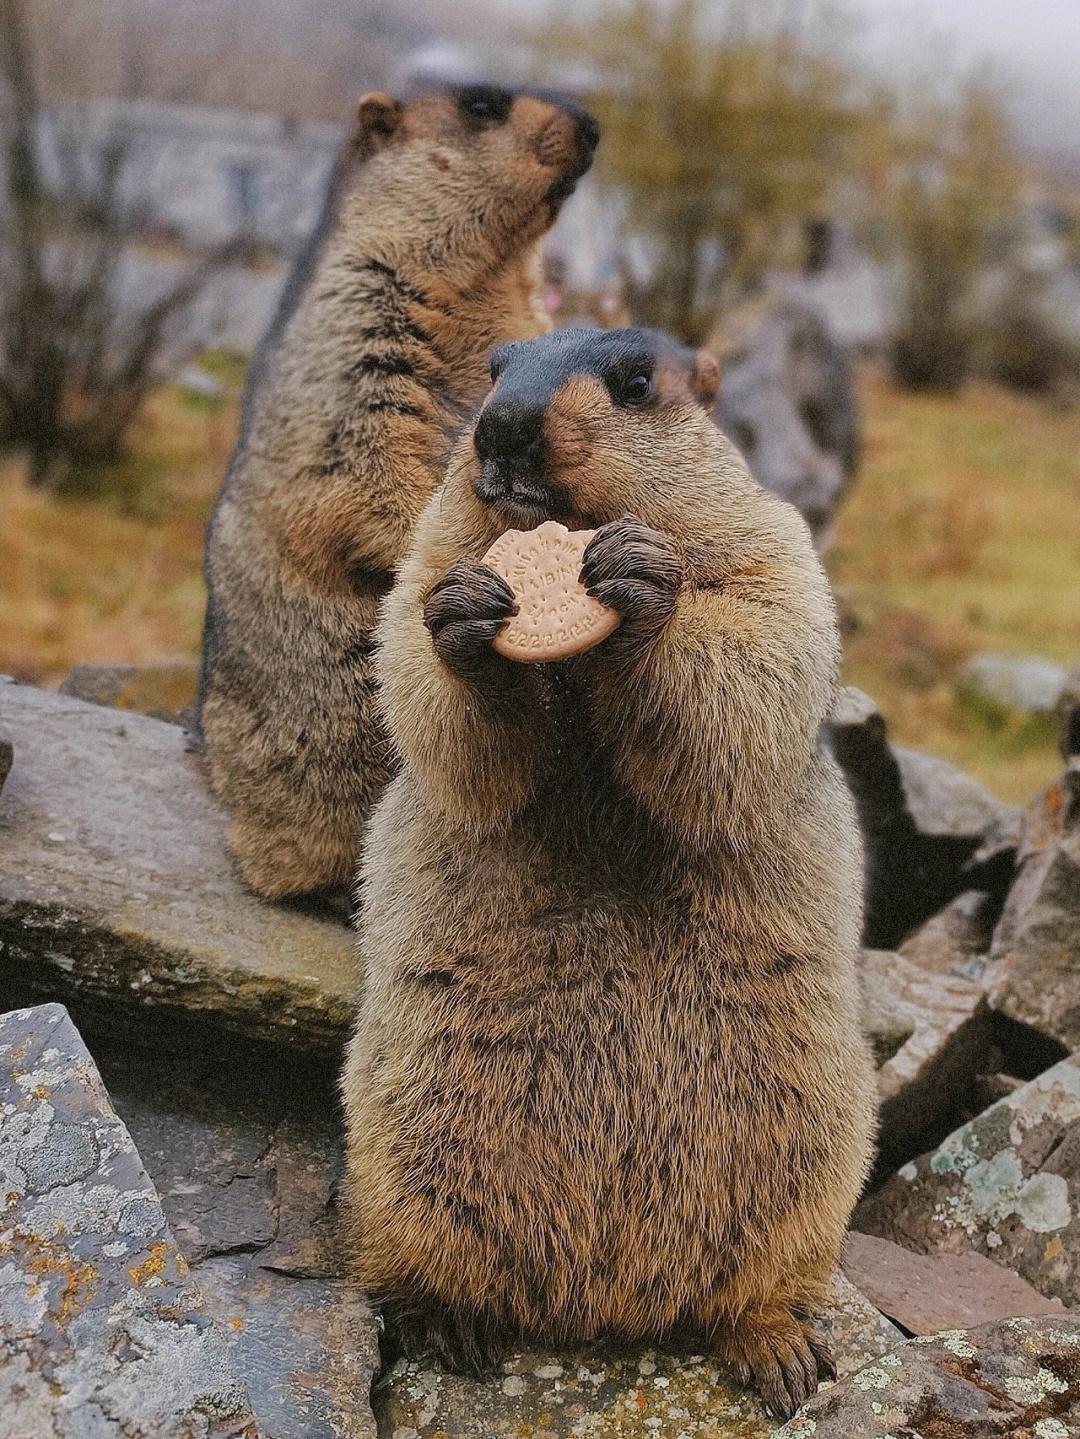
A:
[[2, 360, 1077, 803], [829, 369, 1080, 801], [0, 358, 240, 686]]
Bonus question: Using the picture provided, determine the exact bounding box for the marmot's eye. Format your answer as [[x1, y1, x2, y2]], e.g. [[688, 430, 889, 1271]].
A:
[[618, 373, 652, 406], [459, 87, 512, 126]]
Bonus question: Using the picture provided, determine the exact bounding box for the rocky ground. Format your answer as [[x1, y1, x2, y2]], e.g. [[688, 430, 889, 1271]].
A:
[[3, 665, 1080, 1437]]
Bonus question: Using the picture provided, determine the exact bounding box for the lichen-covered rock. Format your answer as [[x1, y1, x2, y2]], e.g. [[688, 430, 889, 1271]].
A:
[[777, 1315, 1080, 1438], [106, 1046, 380, 1439], [982, 762, 1080, 1050], [854, 1053, 1080, 1309], [375, 1274, 902, 1439], [0, 1001, 256, 1439], [0, 679, 356, 1048], [859, 947, 992, 1175], [827, 689, 1014, 949], [58, 659, 200, 726]]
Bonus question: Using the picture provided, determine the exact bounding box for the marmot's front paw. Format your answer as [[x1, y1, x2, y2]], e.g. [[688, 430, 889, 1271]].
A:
[[423, 559, 517, 679], [581, 516, 683, 641]]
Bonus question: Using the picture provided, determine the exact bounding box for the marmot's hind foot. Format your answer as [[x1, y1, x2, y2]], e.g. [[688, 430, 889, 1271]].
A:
[[380, 1294, 508, 1379], [714, 1307, 834, 1420]]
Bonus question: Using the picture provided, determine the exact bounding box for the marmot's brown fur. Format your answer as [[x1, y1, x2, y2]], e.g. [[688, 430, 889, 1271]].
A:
[[340, 326, 877, 1419], [198, 87, 598, 899]]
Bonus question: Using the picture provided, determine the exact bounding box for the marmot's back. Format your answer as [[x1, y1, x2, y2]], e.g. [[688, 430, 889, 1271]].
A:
[[197, 88, 597, 900]]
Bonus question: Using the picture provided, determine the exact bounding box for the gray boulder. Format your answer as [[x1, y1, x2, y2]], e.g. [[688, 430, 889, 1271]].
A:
[[710, 297, 859, 544], [0, 1001, 257, 1439], [958, 651, 1071, 716], [0, 678, 356, 1048]]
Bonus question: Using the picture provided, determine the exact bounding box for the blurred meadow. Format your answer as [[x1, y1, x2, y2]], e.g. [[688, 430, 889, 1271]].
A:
[[2, 0, 1079, 802]]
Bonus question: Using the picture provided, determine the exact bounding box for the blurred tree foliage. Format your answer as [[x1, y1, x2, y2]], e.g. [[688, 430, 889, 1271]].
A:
[[544, 0, 884, 343], [891, 81, 1019, 392], [0, 0, 253, 492]]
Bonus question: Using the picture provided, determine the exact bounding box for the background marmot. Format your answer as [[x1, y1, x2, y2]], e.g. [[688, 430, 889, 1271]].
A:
[[198, 86, 598, 899], [341, 327, 877, 1418]]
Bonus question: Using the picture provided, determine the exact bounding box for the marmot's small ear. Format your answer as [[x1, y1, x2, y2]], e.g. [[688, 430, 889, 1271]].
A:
[[355, 93, 402, 154], [692, 349, 720, 407]]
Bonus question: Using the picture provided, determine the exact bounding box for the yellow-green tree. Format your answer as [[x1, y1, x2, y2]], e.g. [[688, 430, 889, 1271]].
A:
[[545, 0, 873, 342]]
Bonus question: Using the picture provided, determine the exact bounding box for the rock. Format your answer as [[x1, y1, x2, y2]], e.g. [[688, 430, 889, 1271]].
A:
[[710, 297, 859, 545], [827, 688, 1015, 949], [958, 651, 1071, 716], [0, 735, 10, 796], [99, 1013, 380, 1439], [58, 659, 200, 726], [981, 763, 1080, 1050], [893, 747, 1007, 845], [854, 1052, 1080, 1310], [375, 1274, 902, 1439], [1058, 667, 1080, 761], [781, 1315, 1080, 1438], [859, 948, 993, 1175], [0, 1001, 257, 1438], [898, 889, 996, 980], [0, 679, 356, 1049], [841, 1232, 1062, 1335]]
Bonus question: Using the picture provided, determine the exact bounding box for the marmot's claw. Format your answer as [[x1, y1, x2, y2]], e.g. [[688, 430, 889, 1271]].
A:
[[581, 517, 682, 636], [423, 558, 517, 676], [715, 1309, 830, 1422]]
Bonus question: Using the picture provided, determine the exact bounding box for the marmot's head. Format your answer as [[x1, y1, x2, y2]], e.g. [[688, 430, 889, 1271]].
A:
[[435, 327, 809, 573], [340, 86, 598, 273]]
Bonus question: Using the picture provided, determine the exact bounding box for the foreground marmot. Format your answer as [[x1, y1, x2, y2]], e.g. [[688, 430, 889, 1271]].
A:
[[341, 327, 876, 1418], [198, 86, 598, 899]]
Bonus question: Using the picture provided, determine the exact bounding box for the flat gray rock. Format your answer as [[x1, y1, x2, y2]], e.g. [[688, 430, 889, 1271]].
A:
[[0, 1001, 256, 1439], [778, 1315, 1080, 1438], [855, 1052, 1080, 1309], [0, 679, 357, 1048], [375, 1274, 902, 1439], [982, 762, 1080, 1050]]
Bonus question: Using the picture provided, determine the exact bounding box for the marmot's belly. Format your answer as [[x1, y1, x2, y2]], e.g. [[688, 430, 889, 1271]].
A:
[[357, 958, 849, 1332]]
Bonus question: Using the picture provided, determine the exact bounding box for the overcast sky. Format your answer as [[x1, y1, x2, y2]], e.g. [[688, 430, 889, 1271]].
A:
[[844, 0, 1080, 157]]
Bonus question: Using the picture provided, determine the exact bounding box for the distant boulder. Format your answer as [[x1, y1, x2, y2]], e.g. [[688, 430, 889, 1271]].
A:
[[710, 298, 860, 544], [957, 651, 1070, 717]]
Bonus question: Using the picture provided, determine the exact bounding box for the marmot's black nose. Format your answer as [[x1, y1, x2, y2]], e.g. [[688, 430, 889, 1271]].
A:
[[474, 394, 546, 474]]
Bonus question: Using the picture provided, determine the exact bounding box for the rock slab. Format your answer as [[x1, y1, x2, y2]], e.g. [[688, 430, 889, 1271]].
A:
[[855, 1052, 1080, 1310], [841, 1231, 1061, 1335], [0, 1001, 256, 1439], [376, 1274, 902, 1439], [779, 1315, 1080, 1438], [0, 679, 356, 1048], [982, 762, 1080, 1050]]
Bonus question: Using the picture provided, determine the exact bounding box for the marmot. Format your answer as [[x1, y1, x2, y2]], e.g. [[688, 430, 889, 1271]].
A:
[[340, 327, 876, 1419], [198, 86, 598, 899]]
